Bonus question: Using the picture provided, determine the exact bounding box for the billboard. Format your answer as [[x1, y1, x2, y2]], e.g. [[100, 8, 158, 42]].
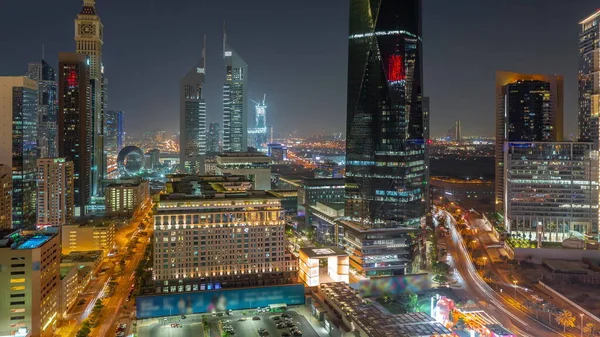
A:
[[355, 274, 431, 297], [136, 284, 305, 319]]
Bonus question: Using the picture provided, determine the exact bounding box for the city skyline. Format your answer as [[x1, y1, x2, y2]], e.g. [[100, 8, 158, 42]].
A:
[[0, 0, 596, 138]]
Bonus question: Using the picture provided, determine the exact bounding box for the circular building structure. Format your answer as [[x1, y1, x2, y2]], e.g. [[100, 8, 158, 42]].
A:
[[117, 146, 145, 177]]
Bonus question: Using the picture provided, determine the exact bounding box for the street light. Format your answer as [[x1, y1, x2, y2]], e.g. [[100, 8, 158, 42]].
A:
[[512, 280, 518, 298], [482, 257, 487, 267], [580, 313, 584, 337]]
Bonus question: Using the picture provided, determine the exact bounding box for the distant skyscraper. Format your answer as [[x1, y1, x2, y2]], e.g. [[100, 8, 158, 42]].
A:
[[207, 122, 221, 153], [0, 165, 12, 229], [58, 52, 92, 216], [223, 27, 248, 152], [75, 0, 105, 195], [455, 120, 462, 141], [27, 59, 58, 158], [494, 71, 563, 211], [0, 77, 38, 228], [579, 10, 600, 147], [105, 110, 124, 158], [180, 36, 207, 174], [341, 0, 427, 277], [37, 158, 74, 226], [248, 94, 268, 151]]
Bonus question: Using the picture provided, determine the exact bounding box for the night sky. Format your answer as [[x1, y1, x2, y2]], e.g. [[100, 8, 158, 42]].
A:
[[0, 0, 596, 138]]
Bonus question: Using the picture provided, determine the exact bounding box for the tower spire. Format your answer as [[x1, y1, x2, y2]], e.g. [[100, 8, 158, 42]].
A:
[[223, 20, 227, 57], [202, 34, 206, 69]]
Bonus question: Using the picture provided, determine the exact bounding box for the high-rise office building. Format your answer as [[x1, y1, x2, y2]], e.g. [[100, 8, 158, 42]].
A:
[[0, 165, 12, 229], [505, 142, 599, 243], [105, 110, 124, 159], [58, 53, 91, 216], [27, 60, 58, 158], [180, 37, 207, 174], [75, 0, 105, 195], [0, 77, 38, 228], [36, 158, 74, 226], [223, 28, 248, 152], [494, 71, 563, 212], [342, 0, 427, 277], [579, 10, 600, 147], [207, 122, 221, 153], [152, 179, 296, 293], [0, 230, 60, 337]]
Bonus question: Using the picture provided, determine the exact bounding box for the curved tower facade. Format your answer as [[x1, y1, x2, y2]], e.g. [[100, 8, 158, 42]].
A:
[[345, 0, 427, 228]]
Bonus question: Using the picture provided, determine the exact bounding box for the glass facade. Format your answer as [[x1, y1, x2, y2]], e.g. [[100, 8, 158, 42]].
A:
[[105, 110, 124, 159], [27, 60, 58, 159], [579, 11, 600, 147], [207, 122, 221, 153], [223, 34, 248, 152], [58, 54, 92, 214], [12, 85, 38, 228], [345, 0, 426, 228], [505, 142, 599, 242]]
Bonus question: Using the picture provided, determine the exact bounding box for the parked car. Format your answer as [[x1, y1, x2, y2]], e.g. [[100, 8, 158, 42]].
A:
[[252, 316, 261, 321]]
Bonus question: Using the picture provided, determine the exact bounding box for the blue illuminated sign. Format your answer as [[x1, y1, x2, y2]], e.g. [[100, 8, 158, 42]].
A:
[[136, 284, 305, 319]]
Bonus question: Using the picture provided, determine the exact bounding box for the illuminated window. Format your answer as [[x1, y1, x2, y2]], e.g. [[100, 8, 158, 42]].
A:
[[10, 286, 25, 291], [10, 278, 25, 284]]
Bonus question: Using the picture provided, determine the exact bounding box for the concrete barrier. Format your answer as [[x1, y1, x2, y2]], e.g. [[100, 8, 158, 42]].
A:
[[538, 281, 600, 324]]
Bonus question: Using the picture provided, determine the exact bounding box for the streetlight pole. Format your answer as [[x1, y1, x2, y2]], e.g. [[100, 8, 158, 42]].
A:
[[513, 280, 517, 298], [580, 313, 584, 337]]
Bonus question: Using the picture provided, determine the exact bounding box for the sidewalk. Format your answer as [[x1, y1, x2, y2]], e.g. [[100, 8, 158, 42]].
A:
[[291, 306, 330, 337]]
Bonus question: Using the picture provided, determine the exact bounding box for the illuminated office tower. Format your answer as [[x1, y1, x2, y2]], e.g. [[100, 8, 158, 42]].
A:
[[494, 71, 563, 212], [248, 95, 268, 152], [207, 122, 221, 153], [75, 0, 105, 194], [58, 53, 91, 216], [105, 110, 124, 157], [579, 10, 600, 147], [223, 27, 248, 152], [27, 59, 58, 158], [0, 165, 12, 229], [36, 158, 74, 226], [341, 0, 427, 277], [180, 36, 207, 174], [0, 230, 60, 337], [0, 77, 38, 228]]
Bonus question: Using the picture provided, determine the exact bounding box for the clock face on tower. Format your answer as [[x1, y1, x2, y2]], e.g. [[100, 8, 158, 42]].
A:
[[79, 23, 95, 36]]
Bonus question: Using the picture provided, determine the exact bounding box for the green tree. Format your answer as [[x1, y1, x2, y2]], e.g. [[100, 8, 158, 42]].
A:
[[404, 292, 419, 313], [556, 310, 576, 333], [433, 262, 450, 275], [583, 323, 599, 337], [76, 320, 91, 337], [433, 275, 448, 284]]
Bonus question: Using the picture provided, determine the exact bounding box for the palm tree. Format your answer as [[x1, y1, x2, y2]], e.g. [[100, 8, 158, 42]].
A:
[[583, 323, 599, 337], [556, 310, 576, 333]]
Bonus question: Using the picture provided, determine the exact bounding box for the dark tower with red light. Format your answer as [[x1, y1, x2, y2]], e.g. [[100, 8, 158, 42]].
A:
[[58, 52, 91, 215], [345, 0, 427, 228]]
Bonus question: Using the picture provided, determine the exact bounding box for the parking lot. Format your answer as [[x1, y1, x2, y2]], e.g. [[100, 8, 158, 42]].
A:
[[223, 310, 320, 337], [137, 308, 322, 337]]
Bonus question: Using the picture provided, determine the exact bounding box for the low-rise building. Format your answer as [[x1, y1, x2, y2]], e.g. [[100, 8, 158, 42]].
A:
[[105, 180, 149, 216], [309, 202, 344, 245], [297, 177, 345, 227], [316, 282, 452, 337], [0, 230, 60, 337], [61, 220, 115, 255], [430, 176, 494, 212], [216, 152, 271, 190], [59, 265, 80, 317]]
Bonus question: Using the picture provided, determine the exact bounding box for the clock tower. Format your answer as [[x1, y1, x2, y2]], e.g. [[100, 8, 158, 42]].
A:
[[74, 0, 105, 199]]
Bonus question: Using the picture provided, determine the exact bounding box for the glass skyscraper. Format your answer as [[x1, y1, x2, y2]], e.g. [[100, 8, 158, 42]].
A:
[[494, 71, 563, 212], [180, 37, 207, 174], [340, 0, 427, 278], [27, 59, 58, 159], [207, 122, 221, 153], [0, 77, 38, 228], [579, 10, 600, 148], [345, 0, 427, 227], [223, 29, 248, 152]]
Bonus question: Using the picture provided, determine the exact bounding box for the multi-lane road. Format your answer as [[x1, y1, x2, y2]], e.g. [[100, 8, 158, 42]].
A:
[[441, 211, 557, 337]]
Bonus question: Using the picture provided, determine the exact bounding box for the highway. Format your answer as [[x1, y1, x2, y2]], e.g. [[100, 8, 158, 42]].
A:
[[441, 211, 556, 337]]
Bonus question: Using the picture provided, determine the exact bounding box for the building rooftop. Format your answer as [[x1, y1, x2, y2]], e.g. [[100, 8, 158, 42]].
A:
[[0, 230, 56, 250], [320, 282, 452, 337], [300, 247, 347, 259], [217, 152, 269, 158], [338, 220, 418, 233], [159, 190, 280, 202]]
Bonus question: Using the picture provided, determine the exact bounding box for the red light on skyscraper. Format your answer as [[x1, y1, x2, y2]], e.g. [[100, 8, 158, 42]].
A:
[[387, 55, 405, 82], [67, 70, 78, 88]]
